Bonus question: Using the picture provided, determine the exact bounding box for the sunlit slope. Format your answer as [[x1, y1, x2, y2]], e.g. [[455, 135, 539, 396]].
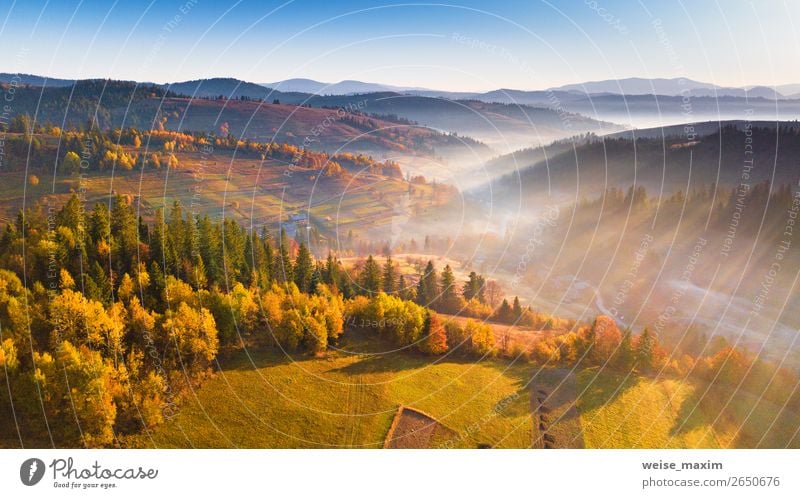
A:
[[577, 369, 800, 448]]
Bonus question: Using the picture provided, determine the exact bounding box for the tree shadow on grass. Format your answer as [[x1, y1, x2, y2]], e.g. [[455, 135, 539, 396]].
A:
[[527, 366, 637, 415], [667, 381, 717, 443], [221, 348, 317, 371], [331, 351, 484, 375], [332, 353, 426, 374], [668, 380, 800, 448]]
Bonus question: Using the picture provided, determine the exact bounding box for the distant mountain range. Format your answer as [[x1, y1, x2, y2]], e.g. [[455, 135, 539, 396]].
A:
[[264, 76, 800, 100], [546, 77, 788, 99], [260, 78, 429, 95], [5, 73, 800, 152], [4, 73, 800, 99], [0, 73, 78, 87]]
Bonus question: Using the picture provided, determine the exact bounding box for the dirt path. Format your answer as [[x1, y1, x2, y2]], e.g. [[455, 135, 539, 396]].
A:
[[530, 369, 585, 449]]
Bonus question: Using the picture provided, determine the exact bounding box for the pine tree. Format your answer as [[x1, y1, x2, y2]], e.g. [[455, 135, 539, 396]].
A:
[[360, 255, 382, 296], [90, 261, 112, 305], [198, 215, 221, 285], [635, 327, 658, 372], [260, 229, 274, 288], [495, 298, 513, 323], [274, 228, 294, 284], [439, 264, 457, 312], [512, 296, 523, 319], [247, 228, 265, 287], [462, 271, 482, 301], [56, 194, 84, 235], [88, 202, 111, 247], [397, 274, 413, 301], [148, 261, 166, 311], [417, 260, 438, 306], [309, 263, 322, 294], [613, 328, 635, 371], [243, 230, 255, 286], [416, 275, 427, 305], [223, 218, 247, 284], [476, 275, 486, 302], [293, 242, 313, 293], [382, 256, 397, 294], [110, 195, 138, 276], [324, 252, 338, 288], [138, 215, 149, 242]]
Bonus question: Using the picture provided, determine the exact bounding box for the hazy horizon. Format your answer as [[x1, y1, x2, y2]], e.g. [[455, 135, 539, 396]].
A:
[[4, 71, 800, 95]]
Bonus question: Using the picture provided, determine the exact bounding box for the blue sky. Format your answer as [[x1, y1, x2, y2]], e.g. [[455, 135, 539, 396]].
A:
[[1, 0, 799, 91]]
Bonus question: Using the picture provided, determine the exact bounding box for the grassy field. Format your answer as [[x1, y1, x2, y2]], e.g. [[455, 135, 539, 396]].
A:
[[128, 331, 534, 448], [124, 332, 800, 449], [577, 368, 800, 448]]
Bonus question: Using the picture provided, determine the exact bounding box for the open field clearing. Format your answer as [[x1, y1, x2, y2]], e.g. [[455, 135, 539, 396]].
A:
[[130, 333, 800, 449], [127, 331, 535, 448]]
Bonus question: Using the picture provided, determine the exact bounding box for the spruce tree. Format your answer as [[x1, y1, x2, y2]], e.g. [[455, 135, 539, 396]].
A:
[[476, 275, 486, 303], [293, 242, 313, 293], [360, 255, 382, 296], [111, 194, 139, 275], [398, 274, 413, 301], [261, 229, 274, 288], [274, 228, 294, 284], [417, 260, 438, 306], [614, 328, 635, 371], [309, 263, 322, 294], [495, 298, 513, 323], [462, 271, 481, 301], [383, 256, 397, 294], [635, 327, 658, 372], [512, 296, 523, 319], [439, 264, 457, 312]]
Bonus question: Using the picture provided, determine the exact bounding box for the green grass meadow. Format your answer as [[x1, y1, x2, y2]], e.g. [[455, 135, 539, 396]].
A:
[[129, 332, 534, 448]]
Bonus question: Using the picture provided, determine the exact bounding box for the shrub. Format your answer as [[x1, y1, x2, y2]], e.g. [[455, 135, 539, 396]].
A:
[[465, 319, 495, 357]]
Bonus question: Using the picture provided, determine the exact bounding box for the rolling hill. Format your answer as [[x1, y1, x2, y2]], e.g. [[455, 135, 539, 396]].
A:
[[0, 79, 493, 163], [295, 92, 619, 152], [0, 133, 453, 240], [1, 75, 621, 153], [485, 122, 800, 203]]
